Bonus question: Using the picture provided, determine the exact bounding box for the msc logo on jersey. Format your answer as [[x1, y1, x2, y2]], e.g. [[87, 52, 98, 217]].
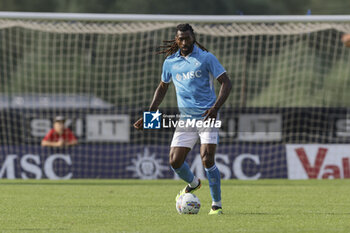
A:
[[175, 73, 182, 81], [175, 70, 202, 81], [143, 110, 162, 129]]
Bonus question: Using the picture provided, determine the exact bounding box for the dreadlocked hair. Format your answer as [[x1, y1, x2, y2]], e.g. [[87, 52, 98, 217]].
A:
[[157, 23, 208, 57]]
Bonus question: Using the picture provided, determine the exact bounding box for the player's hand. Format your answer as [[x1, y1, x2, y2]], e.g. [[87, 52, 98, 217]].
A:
[[133, 117, 143, 130], [56, 139, 65, 147], [342, 34, 350, 47], [202, 107, 218, 122]]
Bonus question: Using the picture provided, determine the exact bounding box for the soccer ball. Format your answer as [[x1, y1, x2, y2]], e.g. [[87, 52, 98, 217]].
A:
[[176, 193, 201, 214]]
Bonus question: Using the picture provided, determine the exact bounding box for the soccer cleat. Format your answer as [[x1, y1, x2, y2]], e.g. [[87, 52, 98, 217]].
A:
[[175, 179, 201, 201], [208, 206, 223, 215]]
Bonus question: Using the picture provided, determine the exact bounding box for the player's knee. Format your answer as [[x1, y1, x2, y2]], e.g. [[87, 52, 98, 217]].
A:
[[201, 152, 215, 168], [169, 153, 182, 169]]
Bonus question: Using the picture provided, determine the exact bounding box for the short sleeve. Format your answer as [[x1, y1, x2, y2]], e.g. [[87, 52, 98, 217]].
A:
[[206, 53, 226, 79], [65, 129, 77, 142], [43, 129, 54, 141], [161, 60, 172, 83]]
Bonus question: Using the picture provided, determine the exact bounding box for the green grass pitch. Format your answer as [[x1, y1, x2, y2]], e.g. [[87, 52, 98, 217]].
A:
[[1, 179, 350, 233]]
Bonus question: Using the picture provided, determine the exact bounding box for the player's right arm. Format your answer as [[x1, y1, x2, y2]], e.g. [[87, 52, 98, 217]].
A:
[[133, 81, 169, 130]]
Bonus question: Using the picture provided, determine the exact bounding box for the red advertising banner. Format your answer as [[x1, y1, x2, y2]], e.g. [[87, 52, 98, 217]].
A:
[[287, 145, 350, 179]]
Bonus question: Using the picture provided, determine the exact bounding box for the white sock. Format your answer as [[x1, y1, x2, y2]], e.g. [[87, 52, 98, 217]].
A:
[[212, 201, 222, 208], [189, 176, 199, 188]]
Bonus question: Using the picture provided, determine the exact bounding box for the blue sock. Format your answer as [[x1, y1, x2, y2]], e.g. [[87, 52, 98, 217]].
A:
[[205, 164, 221, 202], [171, 162, 194, 183]]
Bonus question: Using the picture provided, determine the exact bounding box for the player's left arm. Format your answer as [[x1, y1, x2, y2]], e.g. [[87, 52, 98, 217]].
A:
[[203, 72, 232, 121], [65, 139, 78, 146], [64, 129, 78, 146]]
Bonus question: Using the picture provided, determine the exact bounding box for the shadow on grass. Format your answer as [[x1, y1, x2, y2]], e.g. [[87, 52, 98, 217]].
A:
[[233, 212, 282, 215]]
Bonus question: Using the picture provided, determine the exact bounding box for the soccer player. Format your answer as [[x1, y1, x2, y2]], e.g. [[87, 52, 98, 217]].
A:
[[41, 116, 78, 147], [134, 24, 232, 215]]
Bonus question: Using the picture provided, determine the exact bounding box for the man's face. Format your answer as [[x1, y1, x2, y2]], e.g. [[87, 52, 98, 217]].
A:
[[53, 121, 64, 135], [175, 30, 195, 56]]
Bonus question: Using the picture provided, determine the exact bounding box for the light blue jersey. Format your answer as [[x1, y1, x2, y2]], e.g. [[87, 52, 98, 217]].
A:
[[161, 45, 226, 118]]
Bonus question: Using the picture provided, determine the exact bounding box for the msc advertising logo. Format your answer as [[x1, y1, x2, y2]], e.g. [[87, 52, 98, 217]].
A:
[[143, 110, 162, 129], [175, 70, 202, 81]]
